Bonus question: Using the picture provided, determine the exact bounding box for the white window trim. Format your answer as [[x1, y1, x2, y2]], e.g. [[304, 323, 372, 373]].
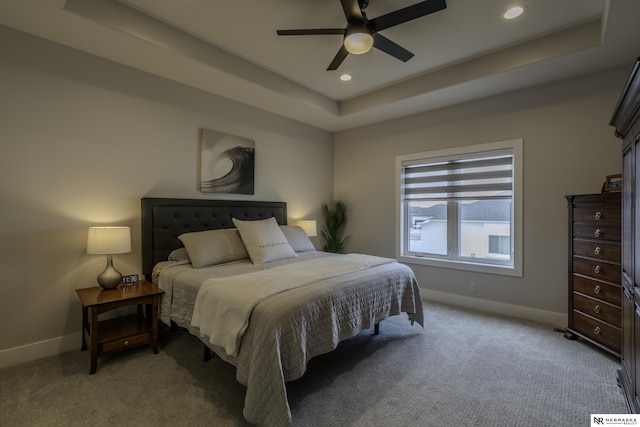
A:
[[395, 139, 523, 277]]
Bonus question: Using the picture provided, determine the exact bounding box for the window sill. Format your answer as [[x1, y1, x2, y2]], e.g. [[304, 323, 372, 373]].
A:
[[399, 254, 522, 277]]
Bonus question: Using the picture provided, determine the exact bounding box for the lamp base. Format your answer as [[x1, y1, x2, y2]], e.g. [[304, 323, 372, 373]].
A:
[[97, 255, 123, 289]]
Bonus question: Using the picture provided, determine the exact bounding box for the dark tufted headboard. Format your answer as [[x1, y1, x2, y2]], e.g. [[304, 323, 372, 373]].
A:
[[141, 198, 287, 279]]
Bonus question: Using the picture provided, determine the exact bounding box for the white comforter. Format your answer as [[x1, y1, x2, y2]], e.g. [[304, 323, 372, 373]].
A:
[[155, 252, 423, 427]]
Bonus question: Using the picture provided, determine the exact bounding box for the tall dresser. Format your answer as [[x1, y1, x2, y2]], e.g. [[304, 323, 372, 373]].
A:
[[610, 58, 640, 414], [565, 192, 621, 357]]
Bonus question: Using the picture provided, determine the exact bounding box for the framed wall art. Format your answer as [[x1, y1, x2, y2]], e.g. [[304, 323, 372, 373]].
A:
[[199, 128, 255, 195], [603, 174, 622, 192]]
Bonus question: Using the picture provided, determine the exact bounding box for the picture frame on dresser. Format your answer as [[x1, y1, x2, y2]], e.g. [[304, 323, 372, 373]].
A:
[[603, 174, 622, 192]]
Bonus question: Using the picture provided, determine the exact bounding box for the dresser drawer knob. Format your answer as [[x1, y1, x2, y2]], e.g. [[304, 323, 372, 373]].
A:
[[594, 246, 601, 255], [594, 265, 601, 274], [594, 285, 601, 294], [594, 327, 602, 335], [595, 211, 602, 220], [594, 305, 602, 314], [594, 229, 602, 238], [124, 340, 129, 346]]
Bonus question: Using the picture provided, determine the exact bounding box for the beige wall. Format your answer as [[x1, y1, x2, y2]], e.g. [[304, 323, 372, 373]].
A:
[[1, 22, 633, 364], [333, 66, 628, 323], [0, 26, 333, 359]]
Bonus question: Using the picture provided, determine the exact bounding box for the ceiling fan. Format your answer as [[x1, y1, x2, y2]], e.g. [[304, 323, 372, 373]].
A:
[[276, 0, 447, 71]]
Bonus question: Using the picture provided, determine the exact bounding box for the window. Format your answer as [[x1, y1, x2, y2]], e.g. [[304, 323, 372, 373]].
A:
[[489, 235, 510, 255], [396, 139, 523, 276]]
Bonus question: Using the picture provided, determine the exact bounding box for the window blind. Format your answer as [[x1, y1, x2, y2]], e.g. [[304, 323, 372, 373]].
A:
[[401, 153, 513, 202]]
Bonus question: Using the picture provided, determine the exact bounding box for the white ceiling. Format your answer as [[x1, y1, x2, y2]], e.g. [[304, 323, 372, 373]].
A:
[[1, 0, 640, 131]]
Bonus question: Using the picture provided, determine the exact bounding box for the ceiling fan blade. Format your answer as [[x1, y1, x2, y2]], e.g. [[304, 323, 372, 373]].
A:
[[340, 0, 363, 22], [277, 29, 345, 36], [373, 33, 414, 62], [327, 45, 349, 71], [370, 0, 446, 32]]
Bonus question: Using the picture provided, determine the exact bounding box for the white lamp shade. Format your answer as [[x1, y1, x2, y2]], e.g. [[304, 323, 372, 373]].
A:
[[295, 220, 317, 237], [87, 226, 131, 255]]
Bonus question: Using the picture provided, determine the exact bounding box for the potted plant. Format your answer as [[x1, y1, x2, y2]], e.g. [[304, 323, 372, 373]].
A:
[[321, 200, 350, 253]]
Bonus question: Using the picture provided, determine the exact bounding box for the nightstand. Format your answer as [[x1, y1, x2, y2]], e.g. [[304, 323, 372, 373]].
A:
[[76, 280, 164, 374]]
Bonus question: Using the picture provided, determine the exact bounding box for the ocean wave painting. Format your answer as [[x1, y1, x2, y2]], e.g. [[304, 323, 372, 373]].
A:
[[200, 128, 255, 194]]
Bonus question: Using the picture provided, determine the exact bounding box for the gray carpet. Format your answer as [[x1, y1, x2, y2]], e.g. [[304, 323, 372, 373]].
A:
[[0, 302, 626, 427]]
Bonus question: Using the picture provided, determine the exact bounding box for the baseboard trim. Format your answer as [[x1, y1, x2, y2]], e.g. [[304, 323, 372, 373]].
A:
[[0, 292, 566, 369], [0, 332, 82, 370], [423, 289, 567, 330]]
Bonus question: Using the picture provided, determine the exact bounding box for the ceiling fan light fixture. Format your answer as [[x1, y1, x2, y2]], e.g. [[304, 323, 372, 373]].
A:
[[344, 24, 374, 55]]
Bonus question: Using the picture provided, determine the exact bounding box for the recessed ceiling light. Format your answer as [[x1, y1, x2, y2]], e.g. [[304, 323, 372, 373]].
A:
[[340, 74, 352, 81], [504, 5, 526, 19]]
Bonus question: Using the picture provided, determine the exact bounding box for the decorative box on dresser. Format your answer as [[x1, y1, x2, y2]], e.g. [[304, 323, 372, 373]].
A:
[[610, 58, 640, 414], [565, 192, 621, 357]]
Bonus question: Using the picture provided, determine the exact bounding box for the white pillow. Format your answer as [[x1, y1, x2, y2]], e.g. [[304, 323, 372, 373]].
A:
[[280, 226, 315, 252], [232, 217, 298, 264], [178, 228, 249, 268]]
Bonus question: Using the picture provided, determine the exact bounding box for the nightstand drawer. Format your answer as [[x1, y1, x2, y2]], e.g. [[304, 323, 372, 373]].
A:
[[102, 332, 150, 353]]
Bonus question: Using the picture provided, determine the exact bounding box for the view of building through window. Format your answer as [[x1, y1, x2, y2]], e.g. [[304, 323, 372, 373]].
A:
[[408, 199, 511, 261]]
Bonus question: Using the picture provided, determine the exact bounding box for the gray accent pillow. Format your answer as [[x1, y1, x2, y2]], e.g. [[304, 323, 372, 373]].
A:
[[178, 228, 249, 268], [280, 226, 316, 252], [168, 247, 190, 262], [233, 217, 298, 264]]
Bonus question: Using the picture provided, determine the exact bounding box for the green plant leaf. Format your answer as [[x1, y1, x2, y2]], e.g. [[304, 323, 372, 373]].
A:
[[321, 200, 349, 253]]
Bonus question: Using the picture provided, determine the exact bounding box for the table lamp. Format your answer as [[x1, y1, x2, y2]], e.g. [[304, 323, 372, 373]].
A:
[[296, 220, 317, 237], [87, 226, 131, 289]]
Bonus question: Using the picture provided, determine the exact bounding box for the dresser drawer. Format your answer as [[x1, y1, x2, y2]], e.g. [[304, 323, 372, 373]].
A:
[[573, 205, 621, 224], [573, 257, 621, 283], [101, 332, 150, 353], [573, 240, 621, 262], [573, 224, 620, 242], [572, 275, 621, 305], [573, 292, 621, 327], [572, 310, 621, 354]]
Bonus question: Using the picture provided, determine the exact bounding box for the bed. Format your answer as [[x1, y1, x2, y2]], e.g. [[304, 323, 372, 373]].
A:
[[141, 197, 424, 426]]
